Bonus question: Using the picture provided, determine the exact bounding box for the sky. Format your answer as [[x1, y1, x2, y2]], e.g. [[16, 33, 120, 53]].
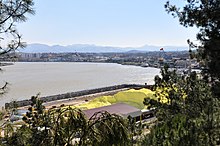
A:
[[17, 0, 198, 48]]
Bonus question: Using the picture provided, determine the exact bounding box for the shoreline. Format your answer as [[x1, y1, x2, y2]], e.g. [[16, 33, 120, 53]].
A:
[[43, 88, 129, 109], [15, 61, 158, 69], [0, 62, 14, 67], [1, 62, 158, 107], [6, 84, 151, 109]]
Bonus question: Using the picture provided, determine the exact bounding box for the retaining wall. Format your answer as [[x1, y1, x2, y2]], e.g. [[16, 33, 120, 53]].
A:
[[5, 84, 152, 109]]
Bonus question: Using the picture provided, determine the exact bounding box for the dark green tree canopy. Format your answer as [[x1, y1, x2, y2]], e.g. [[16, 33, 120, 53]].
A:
[[142, 1, 220, 145], [143, 67, 220, 145], [165, 0, 220, 79]]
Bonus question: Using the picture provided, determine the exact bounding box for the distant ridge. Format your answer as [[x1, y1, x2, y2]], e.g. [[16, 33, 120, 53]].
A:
[[18, 43, 188, 53]]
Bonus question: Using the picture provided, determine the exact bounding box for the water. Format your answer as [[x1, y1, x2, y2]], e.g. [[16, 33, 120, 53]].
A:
[[0, 62, 160, 106]]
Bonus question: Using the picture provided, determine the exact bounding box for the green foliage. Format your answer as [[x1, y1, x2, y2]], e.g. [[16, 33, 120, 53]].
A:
[[142, 1, 220, 145], [6, 125, 33, 146], [0, 0, 35, 55], [0, 0, 34, 95], [0, 109, 7, 121], [165, 0, 220, 105], [2, 96, 130, 146], [165, 0, 220, 79], [51, 107, 87, 146], [80, 111, 129, 146], [143, 66, 220, 145]]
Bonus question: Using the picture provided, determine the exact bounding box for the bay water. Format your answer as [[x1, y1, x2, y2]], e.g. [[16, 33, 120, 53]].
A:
[[0, 62, 160, 107]]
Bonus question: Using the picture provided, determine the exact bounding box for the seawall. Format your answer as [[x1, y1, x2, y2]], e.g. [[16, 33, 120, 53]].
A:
[[5, 84, 152, 109]]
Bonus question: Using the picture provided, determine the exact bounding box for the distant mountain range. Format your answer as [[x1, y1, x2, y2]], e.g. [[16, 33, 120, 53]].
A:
[[18, 43, 188, 53]]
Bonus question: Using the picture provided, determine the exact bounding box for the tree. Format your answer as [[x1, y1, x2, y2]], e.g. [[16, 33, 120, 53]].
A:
[[142, 1, 220, 145], [0, 0, 34, 95], [0, 0, 34, 55], [0, 1, 34, 144], [165, 0, 220, 103], [81, 111, 129, 146], [143, 66, 220, 145], [164, 0, 220, 88], [4, 96, 130, 146]]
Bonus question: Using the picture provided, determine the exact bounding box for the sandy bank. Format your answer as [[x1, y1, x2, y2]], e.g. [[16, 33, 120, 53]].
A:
[[43, 88, 129, 109]]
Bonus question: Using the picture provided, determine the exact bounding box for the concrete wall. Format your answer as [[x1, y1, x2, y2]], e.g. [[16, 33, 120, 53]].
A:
[[5, 84, 152, 109]]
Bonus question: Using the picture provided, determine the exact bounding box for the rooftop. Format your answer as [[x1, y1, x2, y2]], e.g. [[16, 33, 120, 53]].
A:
[[83, 103, 142, 119]]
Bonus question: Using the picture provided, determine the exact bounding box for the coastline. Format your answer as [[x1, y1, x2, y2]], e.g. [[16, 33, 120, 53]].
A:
[[43, 88, 129, 109], [16, 61, 155, 68], [1, 62, 159, 107], [6, 84, 151, 109], [0, 62, 14, 67]]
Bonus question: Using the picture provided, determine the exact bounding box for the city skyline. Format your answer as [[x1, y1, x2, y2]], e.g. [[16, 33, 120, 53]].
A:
[[17, 0, 199, 47]]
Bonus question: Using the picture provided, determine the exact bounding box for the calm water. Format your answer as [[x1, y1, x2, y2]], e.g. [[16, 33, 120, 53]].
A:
[[0, 62, 160, 106]]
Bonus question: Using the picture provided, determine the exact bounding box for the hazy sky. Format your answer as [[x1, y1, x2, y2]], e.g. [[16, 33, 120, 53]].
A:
[[17, 0, 198, 47]]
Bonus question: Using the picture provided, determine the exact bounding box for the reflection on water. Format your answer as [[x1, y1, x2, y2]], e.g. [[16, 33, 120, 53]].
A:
[[0, 62, 160, 106]]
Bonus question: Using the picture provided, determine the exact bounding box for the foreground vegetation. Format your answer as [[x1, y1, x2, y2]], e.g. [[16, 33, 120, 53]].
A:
[[1, 97, 130, 146], [1, 0, 220, 145], [141, 0, 220, 145], [142, 66, 220, 145]]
